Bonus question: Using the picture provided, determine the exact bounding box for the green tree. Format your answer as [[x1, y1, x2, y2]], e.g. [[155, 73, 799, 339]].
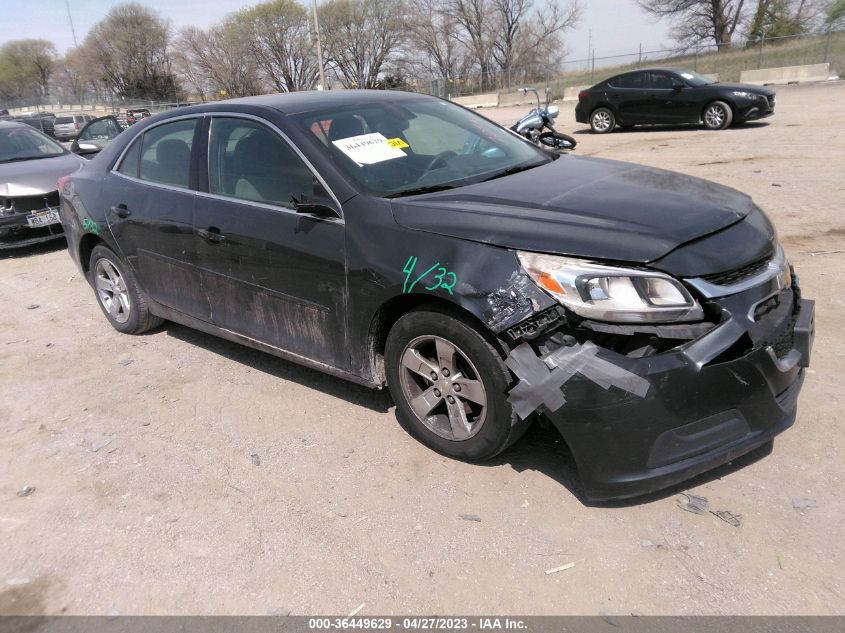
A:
[[81, 2, 181, 101], [0, 39, 56, 104]]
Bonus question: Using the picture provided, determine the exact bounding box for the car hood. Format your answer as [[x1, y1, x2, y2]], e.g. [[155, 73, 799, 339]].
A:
[[0, 153, 85, 196], [712, 82, 775, 95], [391, 155, 757, 264]]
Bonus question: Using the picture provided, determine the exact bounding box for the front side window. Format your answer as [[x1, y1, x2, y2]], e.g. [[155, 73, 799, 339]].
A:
[[137, 118, 197, 188], [79, 117, 123, 149], [293, 97, 550, 198], [649, 72, 675, 90], [208, 117, 316, 208]]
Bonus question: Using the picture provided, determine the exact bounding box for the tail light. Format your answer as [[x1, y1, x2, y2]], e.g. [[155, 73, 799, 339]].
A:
[[578, 90, 589, 100], [75, 122, 80, 131]]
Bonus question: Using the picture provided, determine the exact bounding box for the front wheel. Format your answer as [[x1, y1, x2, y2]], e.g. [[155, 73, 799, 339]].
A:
[[385, 309, 529, 461], [702, 101, 733, 130], [590, 107, 615, 133]]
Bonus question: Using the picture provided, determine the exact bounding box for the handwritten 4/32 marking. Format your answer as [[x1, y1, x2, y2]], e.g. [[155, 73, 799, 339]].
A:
[[402, 256, 458, 295]]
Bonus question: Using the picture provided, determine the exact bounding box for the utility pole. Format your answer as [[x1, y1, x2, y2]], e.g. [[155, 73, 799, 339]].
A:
[[66, 0, 78, 47], [311, 0, 327, 90]]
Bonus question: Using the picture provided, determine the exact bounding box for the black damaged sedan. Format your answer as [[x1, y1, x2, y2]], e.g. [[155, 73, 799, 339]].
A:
[[576, 68, 776, 133], [59, 90, 813, 500]]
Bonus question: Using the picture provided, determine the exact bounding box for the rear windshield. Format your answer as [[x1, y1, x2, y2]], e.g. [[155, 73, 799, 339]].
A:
[[55, 117, 74, 124]]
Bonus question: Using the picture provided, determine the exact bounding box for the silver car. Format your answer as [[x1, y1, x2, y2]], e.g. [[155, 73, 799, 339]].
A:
[[1, 121, 85, 248], [53, 114, 94, 141]]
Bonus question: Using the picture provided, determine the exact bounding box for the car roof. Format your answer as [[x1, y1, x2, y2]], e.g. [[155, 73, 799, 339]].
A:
[[156, 89, 433, 119], [0, 120, 28, 129]]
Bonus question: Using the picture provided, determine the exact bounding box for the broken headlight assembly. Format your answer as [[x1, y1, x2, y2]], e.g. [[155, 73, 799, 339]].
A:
[[517, 252, 704, 323]]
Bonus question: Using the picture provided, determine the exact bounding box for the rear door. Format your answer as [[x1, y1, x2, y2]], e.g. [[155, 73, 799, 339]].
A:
[[193, 115, 348, 367], [607, 72, 651, 123], [104, 116, 210, 319]]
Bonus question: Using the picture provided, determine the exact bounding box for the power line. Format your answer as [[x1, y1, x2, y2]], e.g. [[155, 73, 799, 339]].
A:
[[66, 0, 79, 47]]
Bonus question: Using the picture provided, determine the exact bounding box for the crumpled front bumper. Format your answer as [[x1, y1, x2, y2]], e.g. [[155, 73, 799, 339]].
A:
[[538, 279, 814, 501], [0, 209, 65, 249]]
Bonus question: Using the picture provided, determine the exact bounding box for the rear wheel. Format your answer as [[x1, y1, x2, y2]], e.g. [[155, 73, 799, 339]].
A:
[[89, 245, 162, 334], [590, 107, 615, 133], [702, 101, 733, 130], [385, 309, 529, 461]]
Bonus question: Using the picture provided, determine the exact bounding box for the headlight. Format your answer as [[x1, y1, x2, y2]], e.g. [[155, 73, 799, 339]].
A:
[[732, 90, 755, 99], [517, 252, 704, 323]]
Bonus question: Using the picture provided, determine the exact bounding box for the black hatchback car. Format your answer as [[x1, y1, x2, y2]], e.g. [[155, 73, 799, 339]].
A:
[[576, 68, 776, 133], [59, 90, 813, 500]]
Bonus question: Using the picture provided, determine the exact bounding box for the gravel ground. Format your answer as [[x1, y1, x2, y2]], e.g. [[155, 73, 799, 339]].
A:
[[1, 81, 843, 616]]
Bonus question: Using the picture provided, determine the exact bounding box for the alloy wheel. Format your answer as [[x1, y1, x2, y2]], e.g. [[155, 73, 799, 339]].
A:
[[398, 335, 488, 441], [94, 258, 131, 324], [705, 105, 726, 128], [592, 111, 612, 132]]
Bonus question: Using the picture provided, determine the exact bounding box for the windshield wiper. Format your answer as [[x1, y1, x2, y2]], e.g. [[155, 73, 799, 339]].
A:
[[385, 184, 458, 199], [0, 155, 53, 163], [480, 161, 547, 183]]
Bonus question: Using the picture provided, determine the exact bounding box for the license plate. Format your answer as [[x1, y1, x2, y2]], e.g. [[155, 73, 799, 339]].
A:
[[27, 209, 60, 228]]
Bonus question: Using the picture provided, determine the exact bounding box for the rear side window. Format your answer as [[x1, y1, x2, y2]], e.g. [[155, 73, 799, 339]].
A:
[[610, 73, 646, 89], [137, 119, 197, 188], [117, 137, 142, 178]]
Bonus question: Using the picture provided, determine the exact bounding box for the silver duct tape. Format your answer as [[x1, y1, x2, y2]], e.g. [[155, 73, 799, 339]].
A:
[[505, 341, 650, 419]]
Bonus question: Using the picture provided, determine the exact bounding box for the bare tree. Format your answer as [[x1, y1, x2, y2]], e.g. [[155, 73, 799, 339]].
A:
[[80, 2, 180, 101], [52, 47, 90, 103], [406, 0, 471, 82], [235, 0, 319, 92], [172, 22, 264, 99], [319, 0, 406, 88], [448, 0, 495, 87], [636, 0, 747, 47]]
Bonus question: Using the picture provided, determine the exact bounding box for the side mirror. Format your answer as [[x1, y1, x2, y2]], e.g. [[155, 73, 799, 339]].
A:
[[71, 141, 102, 156], [293, 201, 340, 218]]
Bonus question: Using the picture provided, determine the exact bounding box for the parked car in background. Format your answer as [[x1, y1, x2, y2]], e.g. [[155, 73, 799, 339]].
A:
[[126, 109, 151, 125], [15, 113, 56, 138], [53, 113, 95, 141], [59, 91, 812, 500], [1, 120, 84, 248], [576, 68, 776, 133]]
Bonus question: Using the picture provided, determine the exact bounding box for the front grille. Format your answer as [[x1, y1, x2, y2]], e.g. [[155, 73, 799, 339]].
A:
[[0, 191, 60, 215], [701, 255, 771, 286]]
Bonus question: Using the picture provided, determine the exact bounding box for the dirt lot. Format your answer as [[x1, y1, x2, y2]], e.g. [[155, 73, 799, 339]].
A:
[[1, 82, 843, 616]]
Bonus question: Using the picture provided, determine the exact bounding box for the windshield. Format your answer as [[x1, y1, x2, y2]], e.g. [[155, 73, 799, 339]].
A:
[[677, 70, 716, 86], [0, 125, 66, 163], [292, 97, 551, 198]]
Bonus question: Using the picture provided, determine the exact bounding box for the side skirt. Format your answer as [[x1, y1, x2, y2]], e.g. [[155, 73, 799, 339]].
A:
[[150, 301, 380, 389]]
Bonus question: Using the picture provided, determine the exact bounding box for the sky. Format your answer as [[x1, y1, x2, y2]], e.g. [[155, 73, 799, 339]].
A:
[[1, 0, 674, 62]]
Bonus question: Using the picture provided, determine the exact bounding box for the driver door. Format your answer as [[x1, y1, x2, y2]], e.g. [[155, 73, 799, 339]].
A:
[[72, 116, 123, 155]]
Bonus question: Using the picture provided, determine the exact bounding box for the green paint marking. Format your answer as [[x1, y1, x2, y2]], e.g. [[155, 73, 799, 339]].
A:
[[402, 256, 458, 295], [81, 218, 99, 236]]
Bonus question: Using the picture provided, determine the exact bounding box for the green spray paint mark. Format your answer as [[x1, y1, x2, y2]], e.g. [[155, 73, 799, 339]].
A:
[[81, 218, 99, 236], [402, 255, 457, 295]]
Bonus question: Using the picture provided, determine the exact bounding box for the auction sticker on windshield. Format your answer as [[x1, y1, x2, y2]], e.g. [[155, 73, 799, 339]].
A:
[[332, 132, 407, 165], [27, 210, 60, 228]]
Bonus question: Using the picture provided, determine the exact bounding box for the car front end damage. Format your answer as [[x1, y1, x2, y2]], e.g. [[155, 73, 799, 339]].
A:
[[0, 190, 65, 248], [491, 245, 813, 501]]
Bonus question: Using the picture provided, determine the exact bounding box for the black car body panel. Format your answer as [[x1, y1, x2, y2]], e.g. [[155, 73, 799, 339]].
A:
[[575, 68, 776, 128], [59, 90, 811, 500]]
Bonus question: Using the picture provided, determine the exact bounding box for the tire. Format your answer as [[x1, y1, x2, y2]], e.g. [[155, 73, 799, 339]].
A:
[[539, 130, 577, 150], [590, 107, 615, 133], [88, 244, 163, 334], [702, 100, 733, 130], [385, 308, 529, 461]]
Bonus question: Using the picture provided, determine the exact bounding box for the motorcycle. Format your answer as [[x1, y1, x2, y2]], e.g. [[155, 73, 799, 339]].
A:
[[509, 86, 576, 151]]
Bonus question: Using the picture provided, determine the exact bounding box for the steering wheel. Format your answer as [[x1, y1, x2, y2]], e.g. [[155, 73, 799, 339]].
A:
[[423, 150, 457, 172]]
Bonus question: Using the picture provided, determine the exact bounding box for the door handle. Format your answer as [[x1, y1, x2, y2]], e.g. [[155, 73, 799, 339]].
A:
[[111, 204, 131, 218], [197, 227, 226, 244]]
